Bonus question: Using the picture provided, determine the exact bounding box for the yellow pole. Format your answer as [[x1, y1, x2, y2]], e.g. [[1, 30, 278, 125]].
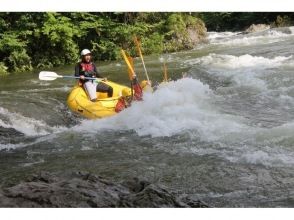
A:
[[163, 62, 168, 82], [121, 49, 136, 80], [134, 36, 150, 83]]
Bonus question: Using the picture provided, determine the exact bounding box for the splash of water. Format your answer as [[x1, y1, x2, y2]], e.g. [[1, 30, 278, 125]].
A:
[[208, 27, 294, 46], [73, 78, 250, 141], [0, 107, 66, 136], [185, 53, 292, 70], [185, 53, 293, 90]]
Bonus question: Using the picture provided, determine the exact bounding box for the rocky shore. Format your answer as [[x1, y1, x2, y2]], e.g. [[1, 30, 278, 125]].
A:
[[0, 172, 208, 208]]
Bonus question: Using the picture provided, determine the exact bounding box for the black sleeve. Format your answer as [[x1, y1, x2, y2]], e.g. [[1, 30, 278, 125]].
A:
[[75, 63, 82, 77]]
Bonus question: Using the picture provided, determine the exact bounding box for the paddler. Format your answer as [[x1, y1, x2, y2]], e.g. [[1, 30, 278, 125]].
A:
[[75, 49, 113, 102]]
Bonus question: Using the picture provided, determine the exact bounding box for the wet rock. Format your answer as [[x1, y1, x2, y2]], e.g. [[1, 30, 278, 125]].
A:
[[245, 24, 270, 33], [0, 126, 24, 138], [0, 126, 25, 146], [0, 172, 208, 208], [164, 15, 207, 51], [121, 177, 187, 207]]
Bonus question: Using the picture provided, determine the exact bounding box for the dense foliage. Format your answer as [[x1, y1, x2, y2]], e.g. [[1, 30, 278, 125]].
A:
[[198, 12, 294, 31], [0, 12, 206, 75]]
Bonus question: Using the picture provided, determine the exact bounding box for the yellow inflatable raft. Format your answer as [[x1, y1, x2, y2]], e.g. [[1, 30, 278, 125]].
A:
[[67, 80, 132, 119]]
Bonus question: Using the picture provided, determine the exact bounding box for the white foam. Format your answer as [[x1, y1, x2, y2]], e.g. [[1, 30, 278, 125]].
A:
[[221, 142, 294, 168], [207, 31, 241, 40], [185, 53, 293, 89], [0, 132, 60, 151], [208, 28, 294, 47], [185, 53, 292, 70], [0, 143, 27, 151], [239, 149, 294, 167], [199, 121, 294, 167], [0, 107, 66, 136], [73, 78, 249, 141], [255, 121, 294, 144]]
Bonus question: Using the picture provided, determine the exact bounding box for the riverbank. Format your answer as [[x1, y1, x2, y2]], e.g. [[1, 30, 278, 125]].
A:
[[2, 12, 293, 77]]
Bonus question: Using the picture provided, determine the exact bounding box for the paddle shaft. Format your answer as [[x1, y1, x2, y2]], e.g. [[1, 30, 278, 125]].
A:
[[139, 54, 149, 82], [62, 75, 100, 81], [163, 62, 168, 82], [134, 36, 150, 82]]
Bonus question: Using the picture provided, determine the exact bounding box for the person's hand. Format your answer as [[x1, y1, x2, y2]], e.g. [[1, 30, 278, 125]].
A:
[[80, 75, 85, 80]]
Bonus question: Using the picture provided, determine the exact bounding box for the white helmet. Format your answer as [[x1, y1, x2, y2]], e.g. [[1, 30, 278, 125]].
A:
[[81, 49, 91, 56]]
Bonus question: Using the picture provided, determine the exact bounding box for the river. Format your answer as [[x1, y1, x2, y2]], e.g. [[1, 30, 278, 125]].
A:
[[1, 27, 294, 207]]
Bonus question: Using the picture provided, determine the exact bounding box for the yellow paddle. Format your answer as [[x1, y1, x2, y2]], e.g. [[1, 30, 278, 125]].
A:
[[127, 56, 135, 80], [121, 49, 136, 81], [121, 49, 144, 101], [133, 36, 150, 83]]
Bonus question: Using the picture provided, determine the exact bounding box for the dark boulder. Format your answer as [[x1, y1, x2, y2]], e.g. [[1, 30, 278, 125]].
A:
[[0, 172, 208, 208], [0, 126, 24, 138]]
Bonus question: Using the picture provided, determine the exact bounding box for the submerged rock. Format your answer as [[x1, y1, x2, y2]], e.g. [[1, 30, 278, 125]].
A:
[[0, 172, 208, 208], [0, 126, 25, 147], [0, 126, 24, 138]]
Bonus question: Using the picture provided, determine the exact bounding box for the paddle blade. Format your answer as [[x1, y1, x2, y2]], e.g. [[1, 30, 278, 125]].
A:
[[39, 71, 61, 81], [121, 49, 136, 80]]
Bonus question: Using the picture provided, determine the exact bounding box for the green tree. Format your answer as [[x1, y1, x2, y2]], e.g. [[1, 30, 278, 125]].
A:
[[0, 12, 208, 75]]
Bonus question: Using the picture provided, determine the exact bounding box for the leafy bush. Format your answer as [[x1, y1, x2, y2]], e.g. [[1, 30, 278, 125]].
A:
[[141, 33, 164, 54], [0, 12, 208, 75], [39, 13, 80, 65], [163, 13, 207, 52], [272, 15, 292, 27], [0, 62, 8, 76], [0, 32, 32, 72], [8, 49, 32, 72]]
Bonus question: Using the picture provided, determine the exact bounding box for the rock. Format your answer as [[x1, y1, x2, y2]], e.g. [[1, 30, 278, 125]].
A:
[[0, 126, 24, 138], [245, 24, 270, 33], [186, 25, 208, 46], [0, 172, 208, 208], [0, 126, 25, 147], [121, 178, 187, 207], [164, 14, 207, 51]]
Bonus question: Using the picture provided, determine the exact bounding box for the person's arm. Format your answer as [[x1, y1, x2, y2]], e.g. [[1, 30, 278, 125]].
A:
[[75, 63, 86, 82], [75, 63, 82, 77], [93, 64, 102, 78]]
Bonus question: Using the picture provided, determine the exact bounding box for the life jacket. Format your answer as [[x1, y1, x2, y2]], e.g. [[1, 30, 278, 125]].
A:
[[80, 62, 95, 72]]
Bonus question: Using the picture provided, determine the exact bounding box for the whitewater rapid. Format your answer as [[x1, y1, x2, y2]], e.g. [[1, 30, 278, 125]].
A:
[[74, 78, 250, 140], [2, 26, 294, 207]]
